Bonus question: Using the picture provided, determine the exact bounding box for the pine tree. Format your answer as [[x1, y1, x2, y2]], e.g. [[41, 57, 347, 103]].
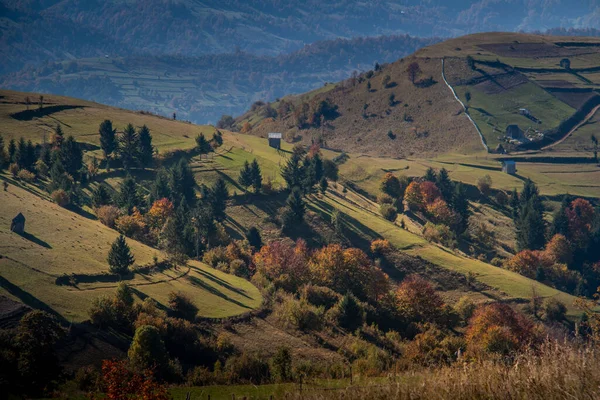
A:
[[168, 159, 196, 207], [15, 137, 27, 169], [238, 160, 253, 190], [424, 167, 437, 182], [250, 159, 262, 193], [210, 177, 228, 221], [195, 133, 212, 156], [119, 123, 139, 170], [149, 168, 171, 205], [516, 196, 546, 251], [107, 235, 135, 274], [8, 139, 16, 163], [319, 177, 328, 194], [160, 213, 190, 263], [48, 153, 71, 192], [0, 134, 5, 168], [118, 175, 142, 214], [25, 140, 36, 171], [138, 125, 154, 168], [451, 183, 469, 234], [281, 147, 305, 190], [212, 131, 223, 147], [509, 188, 520, 221], [286, 187, 305, 223], [335, 293, 365, 331], [551, 195, 571, 237], [99, 120, 117, 169], [301, 155, 316, 192], [190, 205, 216, 257], [332, 209, 344, 236], [92, 184, 112, 207], [58, 136, 82, 178], [245, 226, 262, 249], [435, 168, 453, 201]]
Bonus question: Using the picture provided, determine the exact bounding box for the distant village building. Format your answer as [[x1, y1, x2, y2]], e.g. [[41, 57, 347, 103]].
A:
[[268, 132, 282, 149], [506, 124, 525, 141], [518, 108, 531, 116], [502, 160, 517, 175], [11, 213, 25, 234], [560, 58, 571, 69]]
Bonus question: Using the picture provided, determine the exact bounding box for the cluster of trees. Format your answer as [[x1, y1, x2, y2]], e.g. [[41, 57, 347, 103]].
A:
[[195, 131, 223, 156], [378, 167, 469, 240], [99, 120, 154, 170], [507, 188, 600, 296], [94, 158, 230, 265], [238, 159, 262, 193], [279, 145, 338, 230], [291, 98, 339, 129], [0, 126, 86, 206]]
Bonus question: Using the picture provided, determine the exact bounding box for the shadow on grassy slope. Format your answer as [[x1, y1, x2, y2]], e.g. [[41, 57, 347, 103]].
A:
[[186, 275, 252, 310], [0, 275, 66, 323]]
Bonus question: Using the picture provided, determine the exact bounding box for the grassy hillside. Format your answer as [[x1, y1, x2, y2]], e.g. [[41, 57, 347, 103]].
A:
[[0, 177, 262, 322], [235, 32, 600, 158], [0, 90, 215, 152]]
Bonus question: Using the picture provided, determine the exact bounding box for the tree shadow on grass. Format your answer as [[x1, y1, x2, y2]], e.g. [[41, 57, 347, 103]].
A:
[[186, 275, 251, 310], [189, 267, 251, 300], [0, 275, 66, 323], [18, 232, 52, 249]]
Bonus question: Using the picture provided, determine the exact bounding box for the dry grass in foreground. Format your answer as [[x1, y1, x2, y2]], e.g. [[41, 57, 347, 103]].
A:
[[289, 341, 598, 400]]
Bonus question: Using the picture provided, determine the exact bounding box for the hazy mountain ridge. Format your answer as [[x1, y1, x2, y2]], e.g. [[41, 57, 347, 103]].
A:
[[1, 0, 599, 75]]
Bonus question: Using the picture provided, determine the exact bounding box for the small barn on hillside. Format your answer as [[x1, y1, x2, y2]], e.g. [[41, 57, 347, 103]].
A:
[[506, 124, 525, 140], [502, 160, 517, 175], [268, 132, 282, 149], [11, 213, 25, 234]]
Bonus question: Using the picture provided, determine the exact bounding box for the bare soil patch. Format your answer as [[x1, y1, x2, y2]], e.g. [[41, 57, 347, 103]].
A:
[[473, 72, 529, 95]]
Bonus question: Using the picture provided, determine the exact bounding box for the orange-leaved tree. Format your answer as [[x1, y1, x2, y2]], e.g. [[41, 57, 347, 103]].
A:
[[465, 303, 537, 356], [396, 275, 444, 322], [146, 198, 174, 229], [253, 239, 310, 290], [98, 359, 169, 400]]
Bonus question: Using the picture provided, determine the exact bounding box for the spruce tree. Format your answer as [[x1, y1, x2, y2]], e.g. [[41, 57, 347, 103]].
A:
[[245, 226, 262, 249], [335, 293, 365, 331], [516, 196, 546, 251], [0, 134, 5, 168], [451, 183, 469, 234], [212, 131, 223, 147], [238, 160, 253, 190], [118, 175, 142, 214], [281, 147, 305, 189], [92, 184, 112, 207], [59, 136, 82, 178], [15, 137, 27, 169], [138, 125, 154, 168], [319, 177, 328, 194], [99, 120, 117, 169], [435, 168, 453, 201], [190, 205, 216, 257], [551, 195, 571, 237], [286, 187, 305, 223], [301, 155, 316, 192], [107, 235, 135, 274], [48, 153, 71, 192], [423, 167, 437, 182], [210, 177, 228, 221], [8, 139, 16, 163], [149, 168, 171, 205], [509, 188, 520, 221], [250, 159, 262, 193], [169, 159, 196, 207], [119, 123, 139, 170], [195, 133, 212, 156]]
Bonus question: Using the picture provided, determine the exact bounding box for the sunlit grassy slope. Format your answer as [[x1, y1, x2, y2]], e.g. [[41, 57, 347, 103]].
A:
[[0, 178, 262, 322], [0, 89, 216, 152]]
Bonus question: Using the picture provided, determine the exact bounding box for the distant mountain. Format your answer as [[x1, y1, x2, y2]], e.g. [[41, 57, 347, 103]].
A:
[[1, 35, 441, 123], [1, 0, 599, 74]]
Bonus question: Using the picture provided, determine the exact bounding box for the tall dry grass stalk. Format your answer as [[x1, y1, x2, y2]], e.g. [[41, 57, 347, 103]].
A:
[[290, 341, 600, 399]]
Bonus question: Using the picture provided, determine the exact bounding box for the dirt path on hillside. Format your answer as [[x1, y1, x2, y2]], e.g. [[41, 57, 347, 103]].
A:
[[541, 104, 600, 151]]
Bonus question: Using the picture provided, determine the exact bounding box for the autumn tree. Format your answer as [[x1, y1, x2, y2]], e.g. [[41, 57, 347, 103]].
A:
[[380, 172, 403, 199], [396, 275, 444, 322], [465, 303, 536, 356], [128, 325, 169, 377], [506, 249, 553, 279], [405, 181, 424, 211], [147, 198, 174, 229], [407, 62, 422, 84], [477, 174, 493, 197], [253, 240, 310, 290], [100, 360, 169, 400], [420, 181, 442, 204], [545, 234, 572, 265], [566, 198, 595, 251]]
